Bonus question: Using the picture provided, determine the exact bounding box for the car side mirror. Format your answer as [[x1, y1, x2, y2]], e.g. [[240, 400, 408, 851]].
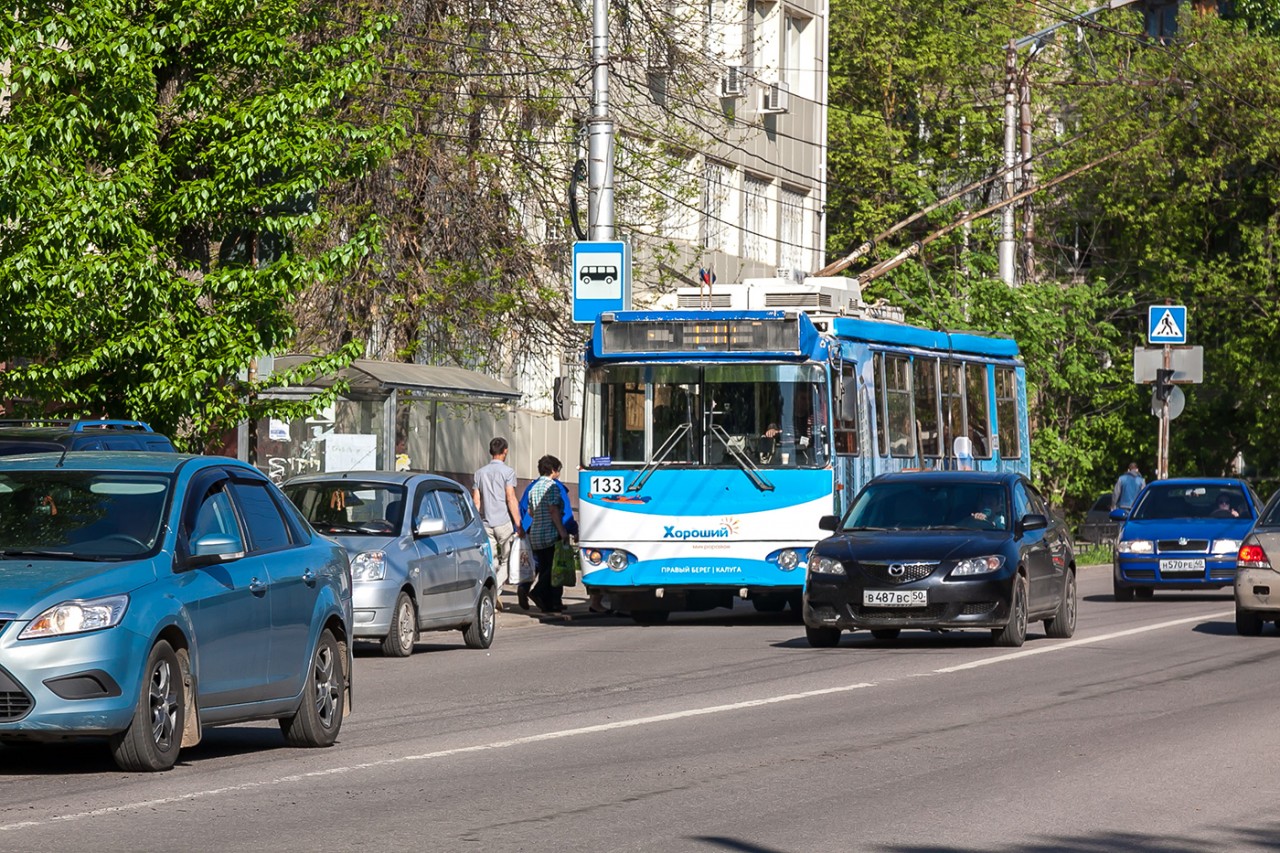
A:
[[415, 517, 447, 537], [819, 515, 840, 532], [1108, 508, 1128, 521], [1019, 513, 1049, 532], [187, 533, 245, 568]]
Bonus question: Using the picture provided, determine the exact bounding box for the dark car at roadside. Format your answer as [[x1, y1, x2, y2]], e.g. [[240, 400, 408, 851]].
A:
[[803, 471, 1076, 649], [0, 419, 175, 455]]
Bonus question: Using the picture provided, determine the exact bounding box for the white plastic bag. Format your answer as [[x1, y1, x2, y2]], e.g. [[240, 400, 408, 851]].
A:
[[509, 536, 535, 584]]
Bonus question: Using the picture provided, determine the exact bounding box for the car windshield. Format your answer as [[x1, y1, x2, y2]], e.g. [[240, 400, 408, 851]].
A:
[[0, 470, 170, 559], [1129, 484, 1250, 521], [842, 480, 1010, 532], [284, 481, 407, 536]]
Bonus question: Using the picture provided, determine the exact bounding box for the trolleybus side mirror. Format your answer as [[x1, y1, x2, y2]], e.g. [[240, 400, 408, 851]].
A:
[[553, 376, 571, 421], [840, 379, 857, 421], [819, 515, 839, 531]]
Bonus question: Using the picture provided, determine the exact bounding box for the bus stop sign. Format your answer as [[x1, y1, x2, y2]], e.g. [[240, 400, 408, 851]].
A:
[[573, 241, 631, 324]]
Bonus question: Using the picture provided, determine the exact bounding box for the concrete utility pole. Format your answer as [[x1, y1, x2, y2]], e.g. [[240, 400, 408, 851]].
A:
[[998, 0, 1145, 286], [587, 0, 615, 240], [999, 43, 1018, 286]]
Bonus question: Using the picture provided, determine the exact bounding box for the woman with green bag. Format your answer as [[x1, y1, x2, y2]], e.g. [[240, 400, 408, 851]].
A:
[[521, 455, 570, 614]]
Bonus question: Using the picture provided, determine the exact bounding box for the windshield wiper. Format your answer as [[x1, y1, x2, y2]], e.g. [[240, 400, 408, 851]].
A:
[[628, 423, 691, 493], [707, 424, 774, 492], [0, 549, 102, 561]]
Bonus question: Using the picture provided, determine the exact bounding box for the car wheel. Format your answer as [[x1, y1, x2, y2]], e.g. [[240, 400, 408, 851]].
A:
[[993, 575, 1028, 648], [631, 610, 670, 626], [110, 640, 185, 772], [280, 629, 344, 748], [870, 628, 900, 641], [805, 625, 841, 647], [1113, 579, 1135, 602], [381, 591, 417, 657], [462, 586, 496, 649], [1236, 604, 1264, 636], [1134, 587, 1154, 599], [1044, 570, 1077, 639]]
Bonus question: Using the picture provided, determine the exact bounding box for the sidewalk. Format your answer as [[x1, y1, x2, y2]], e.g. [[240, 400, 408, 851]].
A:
[[495, 582, 617, 626]]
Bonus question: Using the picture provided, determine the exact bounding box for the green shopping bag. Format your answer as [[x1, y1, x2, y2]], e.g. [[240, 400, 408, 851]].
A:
[[552, 541, 579, 587]]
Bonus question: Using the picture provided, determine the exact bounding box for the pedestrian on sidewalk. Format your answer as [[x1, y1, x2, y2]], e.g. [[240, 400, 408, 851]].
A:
[[520, 454, 571, 614], [472, 437, 523, 610], [1112, 461, 1146, 510]]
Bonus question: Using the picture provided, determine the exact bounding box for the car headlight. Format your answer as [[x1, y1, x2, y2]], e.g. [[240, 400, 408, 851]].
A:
[[951, 555, 1006, 577], [19, 595, 129, 639], [1117, 540, 1154, 554], [776, 549, 800, 571], [809, 555, 845, 575], [1212, 539, 1241, 555], [606, 550, 629, 571], [351, 551, 387, 581]]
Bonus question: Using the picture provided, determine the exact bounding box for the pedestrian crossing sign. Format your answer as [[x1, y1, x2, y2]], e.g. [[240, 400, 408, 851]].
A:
[[1147, 305, 1187, 344]]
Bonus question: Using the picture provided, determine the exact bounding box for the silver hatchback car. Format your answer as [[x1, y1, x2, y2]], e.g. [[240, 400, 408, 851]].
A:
[[283, 471, 496, 655]]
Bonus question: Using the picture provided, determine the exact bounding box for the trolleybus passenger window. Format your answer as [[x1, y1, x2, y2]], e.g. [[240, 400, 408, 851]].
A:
[[965, 363, 992, 459], [834, 361, 859, 456], [995, 367, 1020, 460], [940, 361, 963, 457], [914, 357, 940, 457], [877, 354, 915, 458]]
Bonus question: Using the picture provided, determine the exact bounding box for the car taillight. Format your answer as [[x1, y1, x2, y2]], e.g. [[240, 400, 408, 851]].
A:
[[1237, 542, 1272, 569]]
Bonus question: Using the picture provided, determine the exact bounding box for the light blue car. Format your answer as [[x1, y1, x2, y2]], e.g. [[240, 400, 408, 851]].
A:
[[283, 471, 496, 656], [0, 453, 353, 771]]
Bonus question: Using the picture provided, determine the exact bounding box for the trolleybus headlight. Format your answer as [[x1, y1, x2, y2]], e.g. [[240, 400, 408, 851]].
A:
[[585, 549, 605, 566], [607, 550, 629, 571], [776, 549, 800, 571], [809, 556, 845, 576]]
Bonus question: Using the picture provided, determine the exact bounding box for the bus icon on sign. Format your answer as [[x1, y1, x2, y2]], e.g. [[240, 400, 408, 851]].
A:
[[580, 265, 618, 287]]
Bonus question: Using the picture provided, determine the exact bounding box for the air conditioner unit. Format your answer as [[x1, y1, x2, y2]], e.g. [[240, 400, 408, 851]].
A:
[[761, 81, 790, 114], [719, 65, 745, 98]]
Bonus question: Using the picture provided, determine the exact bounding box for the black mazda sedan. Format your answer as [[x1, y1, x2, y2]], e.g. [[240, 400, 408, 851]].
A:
[[803, 471, 1076, 648]]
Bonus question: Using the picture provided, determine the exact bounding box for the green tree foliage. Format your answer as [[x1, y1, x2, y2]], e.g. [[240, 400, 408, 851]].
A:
[[0, 0, 399, 449], [1046, 9, 1280, 494], [294, 0, 715, 386], [827, 1, 1280, 512]]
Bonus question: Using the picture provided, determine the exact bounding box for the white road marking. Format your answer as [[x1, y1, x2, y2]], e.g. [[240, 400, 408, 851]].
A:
[[0, 607, 1235, 832], [933, 609, 1234, 673]]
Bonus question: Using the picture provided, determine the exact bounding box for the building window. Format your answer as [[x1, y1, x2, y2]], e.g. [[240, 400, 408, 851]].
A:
[[702, 161, 731, 251], [742, 174, 771, 263], [778, 187, 807, 273]]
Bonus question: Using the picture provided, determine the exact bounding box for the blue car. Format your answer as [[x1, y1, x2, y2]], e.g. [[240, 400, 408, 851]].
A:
[[0, 453, 352, 771], [1112, 477, 1262, 600]]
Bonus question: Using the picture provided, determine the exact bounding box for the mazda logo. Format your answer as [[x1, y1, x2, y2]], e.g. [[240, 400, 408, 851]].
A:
[[888, 563, 906, 577]]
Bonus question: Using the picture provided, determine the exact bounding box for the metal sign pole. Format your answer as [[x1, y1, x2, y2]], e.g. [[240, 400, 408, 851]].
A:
[[1158, 343, 1171, 480]]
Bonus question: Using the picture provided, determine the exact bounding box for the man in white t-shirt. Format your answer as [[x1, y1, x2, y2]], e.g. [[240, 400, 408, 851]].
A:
[[472, 437, 523, 608]]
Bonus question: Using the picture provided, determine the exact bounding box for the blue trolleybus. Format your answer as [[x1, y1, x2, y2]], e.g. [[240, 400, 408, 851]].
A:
[[577, 297, 1030, 624]]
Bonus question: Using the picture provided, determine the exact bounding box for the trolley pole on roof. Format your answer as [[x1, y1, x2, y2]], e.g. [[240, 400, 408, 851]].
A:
[[587, 0, 615, 240]]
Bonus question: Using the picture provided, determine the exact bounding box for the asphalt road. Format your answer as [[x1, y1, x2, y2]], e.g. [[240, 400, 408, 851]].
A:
[[3, 564, 1279, 853]]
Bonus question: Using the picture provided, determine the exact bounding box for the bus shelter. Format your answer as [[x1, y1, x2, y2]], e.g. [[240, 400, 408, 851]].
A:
[[243, 356, 521, 483]]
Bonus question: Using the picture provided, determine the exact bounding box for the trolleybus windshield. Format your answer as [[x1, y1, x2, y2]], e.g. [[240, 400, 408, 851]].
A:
[[583, 362, 828, 469]]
